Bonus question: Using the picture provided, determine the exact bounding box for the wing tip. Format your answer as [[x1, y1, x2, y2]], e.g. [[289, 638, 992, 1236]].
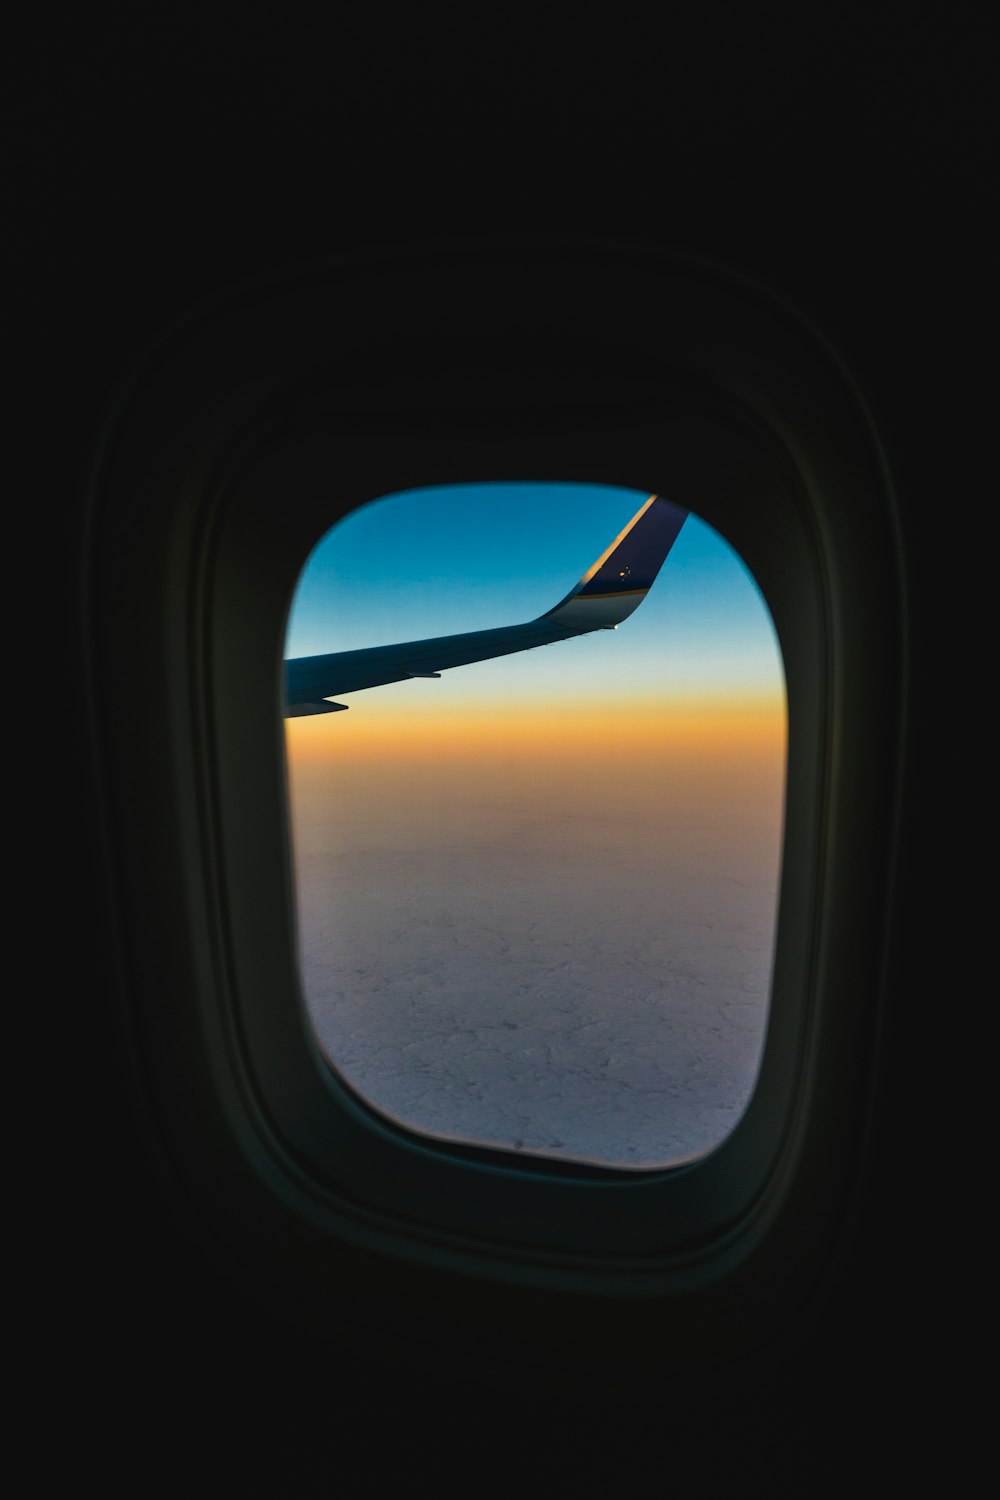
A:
[[542, 495, 687, 626]]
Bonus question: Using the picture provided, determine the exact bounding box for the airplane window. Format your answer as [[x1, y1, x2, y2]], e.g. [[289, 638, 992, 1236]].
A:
[[283, 483, 786, 1169]]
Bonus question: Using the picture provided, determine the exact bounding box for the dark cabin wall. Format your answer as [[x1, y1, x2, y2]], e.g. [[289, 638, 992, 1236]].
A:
[[12, 8, 988, 1495]]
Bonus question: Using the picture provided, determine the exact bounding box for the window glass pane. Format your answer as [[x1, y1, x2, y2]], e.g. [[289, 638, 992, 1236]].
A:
[[284, 483, 786, 1169]]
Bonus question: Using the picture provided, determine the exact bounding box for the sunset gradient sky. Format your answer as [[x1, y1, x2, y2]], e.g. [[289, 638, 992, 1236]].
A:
[[284, 482, 785, 770]]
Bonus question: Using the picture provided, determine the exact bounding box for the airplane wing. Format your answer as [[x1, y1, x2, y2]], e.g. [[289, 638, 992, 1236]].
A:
[[284, 495, 687, 715]]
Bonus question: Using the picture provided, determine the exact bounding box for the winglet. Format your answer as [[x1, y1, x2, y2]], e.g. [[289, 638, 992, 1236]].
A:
[[542, 495, 687, 630]]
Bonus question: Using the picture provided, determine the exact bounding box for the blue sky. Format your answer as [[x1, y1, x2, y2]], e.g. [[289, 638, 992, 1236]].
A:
[[284, 483, 784, 708]]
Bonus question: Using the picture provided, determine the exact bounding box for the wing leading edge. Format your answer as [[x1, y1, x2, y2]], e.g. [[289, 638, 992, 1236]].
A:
[[284, 495, 687, 715]]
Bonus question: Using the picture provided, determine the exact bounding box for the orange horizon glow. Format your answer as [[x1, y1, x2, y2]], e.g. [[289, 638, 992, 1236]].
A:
[[285, 692, 786, 765]]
